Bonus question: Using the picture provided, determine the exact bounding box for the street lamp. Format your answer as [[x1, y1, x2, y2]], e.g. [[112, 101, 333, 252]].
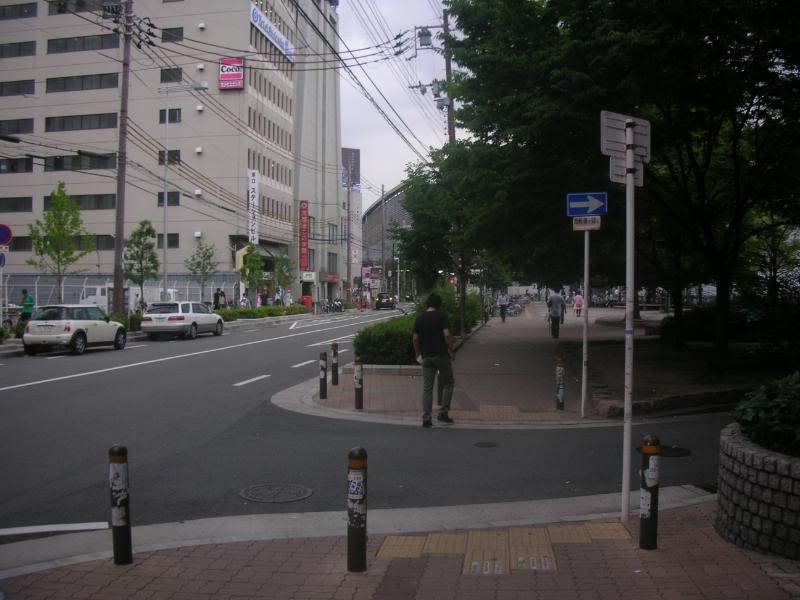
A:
[[157, 81, 206, 300]]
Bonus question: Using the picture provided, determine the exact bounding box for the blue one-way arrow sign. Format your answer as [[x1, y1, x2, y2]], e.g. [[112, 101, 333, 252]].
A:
[[566, 192, 607, 217]]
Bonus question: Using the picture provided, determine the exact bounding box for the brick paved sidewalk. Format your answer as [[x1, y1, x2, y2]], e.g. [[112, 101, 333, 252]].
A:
[[2, 502, 797, 599]]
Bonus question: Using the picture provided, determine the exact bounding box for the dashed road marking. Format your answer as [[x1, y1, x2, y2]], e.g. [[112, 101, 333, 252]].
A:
[[291, 359, 316, 368], [233, 374, 271, 387]]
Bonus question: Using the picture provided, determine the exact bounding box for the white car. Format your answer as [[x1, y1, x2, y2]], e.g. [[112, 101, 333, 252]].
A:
[[141, 301, 223, 339], [23, 304, 127, 355]]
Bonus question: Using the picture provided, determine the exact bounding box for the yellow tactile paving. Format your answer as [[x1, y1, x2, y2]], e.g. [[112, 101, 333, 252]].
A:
[[547, 524, 592, 544], [423, 533, 468, 555], [508, 526, 551, 546], [463, 530, 510, 576], [376, 535, 427, 559], [585, 522, 631, 540]]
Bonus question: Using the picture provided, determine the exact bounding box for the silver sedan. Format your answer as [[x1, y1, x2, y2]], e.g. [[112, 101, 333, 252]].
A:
[[141, 301, 223, 339]]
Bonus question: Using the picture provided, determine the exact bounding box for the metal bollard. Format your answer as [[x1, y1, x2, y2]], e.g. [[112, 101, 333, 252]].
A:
[[347, 447, 368, 572], [639, 434, 660, 550], [354, 361, 364, 410], [319, 352, 328, 399], [109, 445, 132, 565], [331, 342, 339, 386], [555, 358, 565, 410]]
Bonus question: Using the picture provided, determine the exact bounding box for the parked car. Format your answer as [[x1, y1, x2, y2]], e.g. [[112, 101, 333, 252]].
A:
[[22, 304, 126, 355], [374, 293, 396, 310], [141, 301, 223, 339]]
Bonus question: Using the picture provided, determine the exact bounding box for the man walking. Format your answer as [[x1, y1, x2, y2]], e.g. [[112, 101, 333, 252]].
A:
[[19, 289, 34, 323], [497, 291, 510, 322], [412, 293, 455, 428]]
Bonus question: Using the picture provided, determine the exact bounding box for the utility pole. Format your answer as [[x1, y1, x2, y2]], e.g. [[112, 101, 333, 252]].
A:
[[346, 161, 352, 303], [380, 184, 385, 293], [442, 9, 456, 144], [112, 0, 133, 315]]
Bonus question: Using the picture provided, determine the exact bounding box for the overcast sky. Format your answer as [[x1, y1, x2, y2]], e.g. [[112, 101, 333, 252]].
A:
[[337, 1, 451, 213]]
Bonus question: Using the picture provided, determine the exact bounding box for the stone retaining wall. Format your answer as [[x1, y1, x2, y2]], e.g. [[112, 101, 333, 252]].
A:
[[717, 423, 800, 559]]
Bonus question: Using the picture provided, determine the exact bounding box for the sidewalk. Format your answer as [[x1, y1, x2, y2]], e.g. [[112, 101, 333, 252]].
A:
[[3, 304, 798, 598]]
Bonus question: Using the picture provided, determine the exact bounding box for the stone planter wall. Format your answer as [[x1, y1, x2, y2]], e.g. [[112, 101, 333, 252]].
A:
[[717, 423, 800, 559]]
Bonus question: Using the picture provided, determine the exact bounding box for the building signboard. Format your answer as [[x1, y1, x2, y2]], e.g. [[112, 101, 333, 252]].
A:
[[299, 200, 309, 270], [301, 271, 316, 283], [219, 57, 244, 90], [250, 3, 296, 63], [247, 170, 259, 243]]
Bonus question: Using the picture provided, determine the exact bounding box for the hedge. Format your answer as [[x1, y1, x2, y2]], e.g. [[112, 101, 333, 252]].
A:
[[217, 304, 308, 322], [353, 315, 416, 365]]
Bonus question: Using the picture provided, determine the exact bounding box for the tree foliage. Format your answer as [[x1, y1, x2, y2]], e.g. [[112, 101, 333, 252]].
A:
[[124, 220, 159, 304], [26, 181, 94, 302], [184, 239, 218, 302], [239, 243, 265, 304]]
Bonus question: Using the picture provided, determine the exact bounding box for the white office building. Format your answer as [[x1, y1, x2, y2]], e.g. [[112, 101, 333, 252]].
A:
[[0, 0, 348, 304]]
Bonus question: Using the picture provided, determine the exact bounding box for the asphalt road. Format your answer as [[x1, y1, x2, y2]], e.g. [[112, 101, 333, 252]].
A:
[[0, 309, 731, 541]]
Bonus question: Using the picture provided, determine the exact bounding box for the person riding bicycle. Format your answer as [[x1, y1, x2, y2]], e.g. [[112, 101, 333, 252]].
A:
[[546, 290, 566, 337], [497, 291, 510, 323]]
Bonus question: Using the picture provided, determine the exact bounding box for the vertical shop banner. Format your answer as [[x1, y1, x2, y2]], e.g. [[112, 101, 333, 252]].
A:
[[247, 170, 259, 243], [299, 200, 309, 270]]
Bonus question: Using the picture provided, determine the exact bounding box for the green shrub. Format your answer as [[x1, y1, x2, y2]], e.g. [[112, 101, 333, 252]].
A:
[[735, 371, 800, 457], [660, 307, 762, 342], [109, 312, 141, 332], [285, 304, 308, 315], [419, 287, 481, 336], [217, 308, 239, 322], [353, 315, 416, 364], [14, 319, 26, 338]]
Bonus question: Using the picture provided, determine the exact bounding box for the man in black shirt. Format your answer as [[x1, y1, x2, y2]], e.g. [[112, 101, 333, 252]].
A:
[[412, 293, 456, 427]]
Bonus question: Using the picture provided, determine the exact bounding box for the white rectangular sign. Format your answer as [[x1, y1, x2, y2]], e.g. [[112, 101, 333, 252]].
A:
[[247, 170, 259, 243], [572, 216, 601, 231], [601, 110, 651, 161], [609, 155, 644, 187]]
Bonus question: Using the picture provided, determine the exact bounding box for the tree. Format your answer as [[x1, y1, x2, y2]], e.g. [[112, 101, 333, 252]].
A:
[[26, 181, 94, 302], [272, 251, 295, 298], [239, 243, 265, 306], [184, 239, 218, 302], [124, 220, 159, 306]]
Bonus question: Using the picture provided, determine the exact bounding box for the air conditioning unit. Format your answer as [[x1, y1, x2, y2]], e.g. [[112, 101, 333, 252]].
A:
[[198, 22, 206, 30], [194, 231, 202, 238], [197, 63, 205, 71], [196, 104, 204, 112], [193, 189, 203, 197], [195, 146, 203, 154]]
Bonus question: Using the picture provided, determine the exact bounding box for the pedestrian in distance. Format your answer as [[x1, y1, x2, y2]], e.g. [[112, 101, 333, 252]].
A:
[[412, 292, 456, 428], [219, 289, 227, 309], [19, 289, 34, 323], [574, 293, 585, 317], [496, 291, 510, 323], [213, 288, 221, 310], [546, 290, 566, 338]]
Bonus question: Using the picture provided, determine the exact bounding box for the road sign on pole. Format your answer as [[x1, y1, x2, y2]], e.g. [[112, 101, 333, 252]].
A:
[[0, 224, 12, 246], [572, 216, 601, 231], [567, 192, 607, 217], [601, 111, 651, 161]]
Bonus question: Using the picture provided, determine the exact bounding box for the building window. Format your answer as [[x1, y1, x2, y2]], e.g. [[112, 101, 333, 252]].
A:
[[0, 196, 32, 212], [160, 68, 182, 83], [93, 235, 115, 250], [0, 41, 35, 59], [157, 233, 179, 249], [44, 194, 115, 211], [45, 113, 117, 132], [47, 73, 118, 93], [44, 153, 115, 171], [48, 34, 119, 54], [157, 150, 181, 165], [157, 191, 180, 206], [158, 108, 181, 124], [0, 3, 37, 20], [49, 0, 93, 15], [0, 118, 33, 135], [327, 252, 338, 274], [327, 224, 337, 243], [0, 157, 32, 173], [0, 79, 34, 96], [9, 236, 32, 251], [307, 248, 316, 271], [161, 27, 183, 43]]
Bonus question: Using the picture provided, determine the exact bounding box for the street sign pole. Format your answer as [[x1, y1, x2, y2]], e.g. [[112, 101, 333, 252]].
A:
[[581, 230, 590, 419], [621, 119, 637, 522]]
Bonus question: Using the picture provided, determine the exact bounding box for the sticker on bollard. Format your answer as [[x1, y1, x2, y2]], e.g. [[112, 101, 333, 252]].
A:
[[555, 358, 565, 410], [639, 434, 660, 550], [331, 342, 339, 386], [319, 352, 327, 400], [108, 445, 132, 565], [354, 361, 363, 410]]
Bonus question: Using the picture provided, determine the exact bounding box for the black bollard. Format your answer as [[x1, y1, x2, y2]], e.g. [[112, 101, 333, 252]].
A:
[[319, 352, 327, 400], [555, 358, 565, 410], [354, 361, 363, 410], [347, 447, 368, 572], [331, 342, 339, 386], [109, 445, 132, 565], [639, 435, 660, 550]]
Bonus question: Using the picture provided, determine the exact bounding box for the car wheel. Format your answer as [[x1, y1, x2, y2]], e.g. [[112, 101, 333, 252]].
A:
[[113, 329, 127, 350], [23, 345, 38, 356], [214, 320, 223, 336], [71, 332, 87, 355], [186, 323, 198, 340]]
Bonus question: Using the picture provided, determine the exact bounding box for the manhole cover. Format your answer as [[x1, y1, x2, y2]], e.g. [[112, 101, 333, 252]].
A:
[[239, 483, 313, 503], [474, 442, 498, 448]]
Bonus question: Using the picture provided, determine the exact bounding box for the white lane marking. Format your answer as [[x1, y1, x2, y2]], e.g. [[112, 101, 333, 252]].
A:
[[45, 355, 65, 360], [291, 359, 316, 368], [289, 321, 298, 330], [306, 335, 354, 347], [244, 329, 259, 333], [338, 349, 350, 354], [233, 374, 271, 387], [125, 344, 147, 349], [0, 314, 395, 393], [0, 522, 108, 536]]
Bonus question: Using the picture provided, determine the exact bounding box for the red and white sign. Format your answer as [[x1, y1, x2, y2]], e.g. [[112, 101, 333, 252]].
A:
[[219, 57, 244, 90], [299, 200, 309, 270]]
